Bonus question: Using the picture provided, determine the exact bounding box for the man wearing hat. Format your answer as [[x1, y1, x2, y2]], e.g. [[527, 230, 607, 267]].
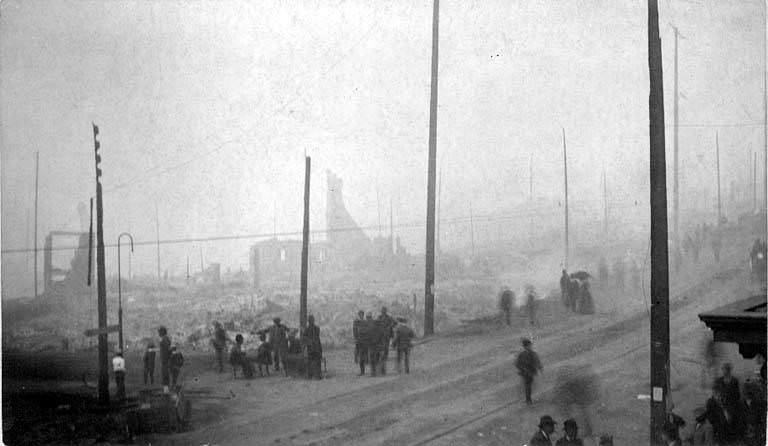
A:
[[112, 350, 126, 400], [392, 317, 415, 374], [555, 418, 583, 446], [515, 338, 543, 404], [529, 415, 556, 446], [268, 317, 289, 376]]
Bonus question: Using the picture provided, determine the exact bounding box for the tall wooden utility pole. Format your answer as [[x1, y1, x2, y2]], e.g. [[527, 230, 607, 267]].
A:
[[469, 201, 475, 257], [529, 153, 534, 240], [424, 0, 439, 336], [672, 25, 680, 248], [377, 188, 383, 237], [648, 1, 671, 443], [562, 128, 570, 269], [603, 168, 608, 233], [716, 132, 722, 225], [93, 123, 109, 405], [155, 204, 161, 281], [300, 156, 311, 329], [763, 23, 767, 214], [437, 166, 443, 254], [390, 198, 394, 254], [34, 151, 39, 298], [754, 152, 758, 212]]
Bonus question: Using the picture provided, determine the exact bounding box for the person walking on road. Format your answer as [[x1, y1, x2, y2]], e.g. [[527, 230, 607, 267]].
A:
[[529, 415, 557, 446], [112, 350, 126, 401], [499, 287, 514, 326], [301, 314, 323, 380], [392, 317, 415, 374], [143, 341, 156, 386], [377, 307, 397, 374], [353, 310, 364, 365], [269, 318, 289, 376], [525, 285, 538, 327], [158, 326, 171, 392], [169, 344, 184, 389], [515, 338, 542, 405], [211, 321, 230, 373]]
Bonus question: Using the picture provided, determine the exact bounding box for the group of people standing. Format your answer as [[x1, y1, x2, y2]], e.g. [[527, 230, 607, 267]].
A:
[[353, 307, 415, 376], [212, 316, 324, 380], [498, 285, 539, 327], [559, 270, 594, 315]]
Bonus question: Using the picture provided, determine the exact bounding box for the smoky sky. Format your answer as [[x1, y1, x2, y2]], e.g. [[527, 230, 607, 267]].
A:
[[1, 0, 765, 298]]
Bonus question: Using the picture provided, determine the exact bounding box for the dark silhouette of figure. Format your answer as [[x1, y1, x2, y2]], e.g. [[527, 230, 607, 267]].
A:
[[515, 338, 542, 404]]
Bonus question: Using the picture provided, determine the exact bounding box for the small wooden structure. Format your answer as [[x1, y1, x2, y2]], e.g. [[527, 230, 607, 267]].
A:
[[698, 293, 767, 359]]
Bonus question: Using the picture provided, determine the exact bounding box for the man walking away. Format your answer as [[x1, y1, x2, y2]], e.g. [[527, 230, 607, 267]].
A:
[[169, 344, 184, 390], [499, 288, 514, 326], [112, 350, 126, 401], [525, 285, 538, 327], [353, 310, 364, 365], [515, 338, 542, 404], [158, 326, 171, 392], [269, 318, 289, 376], [301, 314, 323, 380], [211, 321, 229, 373], [143, 341, 156, 386], [377, 307, 396, 374], [560, 270, 570, 309], [529, 415, 556, 446], [392, 317, 415, 374]]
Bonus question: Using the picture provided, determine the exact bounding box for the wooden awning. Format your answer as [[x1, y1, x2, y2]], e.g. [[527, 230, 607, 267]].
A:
[[699, 294, 767, 359]]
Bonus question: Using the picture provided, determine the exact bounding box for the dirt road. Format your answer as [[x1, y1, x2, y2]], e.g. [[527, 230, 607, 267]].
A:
[[140, 239, 762, 446]]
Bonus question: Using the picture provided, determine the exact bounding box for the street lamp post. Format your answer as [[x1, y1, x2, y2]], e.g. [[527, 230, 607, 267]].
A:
[[117, 232, 134, 352]]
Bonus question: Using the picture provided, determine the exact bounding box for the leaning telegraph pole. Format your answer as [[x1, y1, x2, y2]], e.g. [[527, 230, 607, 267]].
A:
[[92, 123, 110, 405], [300, 156, 311, 329], [155, 204, 161, 281], [648, 1, 671, 444], [716, 132, 722, 225], [672, 25, 680, 248], [562, 128, 570, 269], [34, 151, 39, 298], [424, 0, 439, 336]]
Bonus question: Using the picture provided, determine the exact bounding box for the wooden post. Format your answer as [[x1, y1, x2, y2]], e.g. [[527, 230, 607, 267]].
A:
[[300, 156, 311, 329], [93, 123, 109, 405], [34, 151, 39, 298], [647, 2, 671, 443], [673, 26, 680, 247], [716, 132, 722, 225], [562, 128, 569, 269], [424, 0, 439, 336]]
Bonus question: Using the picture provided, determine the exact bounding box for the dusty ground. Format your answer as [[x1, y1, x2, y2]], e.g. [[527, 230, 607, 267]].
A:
[[3, 228, 764, 445]]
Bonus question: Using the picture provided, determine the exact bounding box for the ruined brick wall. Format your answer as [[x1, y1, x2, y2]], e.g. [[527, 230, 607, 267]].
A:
[[325, 170, 372, 264]]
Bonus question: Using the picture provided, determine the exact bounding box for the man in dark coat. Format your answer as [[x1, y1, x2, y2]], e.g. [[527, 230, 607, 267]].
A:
[[499, 288, 514, 325], [392, 317, 415, 374], [555, 418, 583, 446], [377, 307, 397, 374], [529, 415, 556, 446], [353, 310, 364, 365], [301, 314, 323, 380], [158, 326, 171, 391], [211, 321, 229, 373], [358, 313, 376, 376], [515, 338, 542, 404], [269, 318, 289, 376], [143, 341, 156, 386], [169, 344, 184, 389], [560, 270, 570, 309], [525, 285, 537, 326]]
